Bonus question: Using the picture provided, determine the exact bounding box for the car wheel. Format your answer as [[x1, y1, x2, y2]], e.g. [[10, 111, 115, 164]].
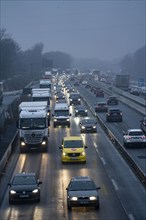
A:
[[9, 199, 13, 204], [68, 124, 70, 128], [67, 203, 72, 210], [54, 124, 56, 128], [95, 202, 100, 209]]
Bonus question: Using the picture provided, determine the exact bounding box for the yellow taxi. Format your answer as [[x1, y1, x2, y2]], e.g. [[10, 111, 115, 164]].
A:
[[60, 136, 87, 163]]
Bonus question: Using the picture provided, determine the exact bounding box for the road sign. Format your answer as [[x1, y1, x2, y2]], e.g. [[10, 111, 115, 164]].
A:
[[138, 78, 144, 87]]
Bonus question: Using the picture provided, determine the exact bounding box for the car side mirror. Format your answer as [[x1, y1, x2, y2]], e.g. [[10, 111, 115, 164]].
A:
[[97, 187, 101, 190], [69, 113, 72, 116], [52, 114, 54, 117], [38, 181, 42, 184], [59, 146, 62, 149], [66, 187, 68, 190], [85, 145, 88, 148], [8, 183, 11, 186]]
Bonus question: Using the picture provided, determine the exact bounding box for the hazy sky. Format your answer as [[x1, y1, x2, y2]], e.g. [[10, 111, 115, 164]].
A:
[[1, 0, 146, 61]]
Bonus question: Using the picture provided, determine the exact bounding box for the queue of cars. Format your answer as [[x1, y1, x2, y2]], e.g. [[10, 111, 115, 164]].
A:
[[8, 74, 145, 209]]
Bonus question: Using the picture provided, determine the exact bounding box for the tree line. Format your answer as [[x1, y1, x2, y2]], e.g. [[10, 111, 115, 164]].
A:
[[0, 28, 145, 84]]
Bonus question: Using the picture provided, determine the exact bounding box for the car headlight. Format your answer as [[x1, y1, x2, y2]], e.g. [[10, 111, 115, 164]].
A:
[[67, 118, 70, 121], [47, 112, 50, 116], [70, 196, 78, 201], [70, 99, 73, 101], [42, 140, 46, 145], [20, 141, 26, 146], [32, 189, 39, 193], [82, 126, 85, 129], [75, 110, 78, 112], [89, 196, 97, 200], [54, 119, 57, 122], [81, 151, 85, 156], [78, 99, 81, 101], [63, 152, 67, 156], [10, 190, 16, 194], [85, 110, 88, 112], [93, 126, 96, 129]]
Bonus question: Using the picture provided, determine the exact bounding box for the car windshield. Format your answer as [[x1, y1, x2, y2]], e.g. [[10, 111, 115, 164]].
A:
[[70, 181, 97, 190], [98, 103, 106, 106], [12, 176, 37, 185], [20, 118, 46, 129], [54, 110, 69, 116], [64, 140, 83, 148], [82, 119, 95, 124]]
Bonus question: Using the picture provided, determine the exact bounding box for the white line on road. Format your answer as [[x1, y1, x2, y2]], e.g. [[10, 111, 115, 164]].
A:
[[111, 178, 119, 191], [128, 214, 135, 220]]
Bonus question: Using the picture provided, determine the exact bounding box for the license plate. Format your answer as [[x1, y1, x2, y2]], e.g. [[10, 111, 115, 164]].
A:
[[70, 157, 78, 160], [19, 194, 29, 198], [80, 201, 88, 204]]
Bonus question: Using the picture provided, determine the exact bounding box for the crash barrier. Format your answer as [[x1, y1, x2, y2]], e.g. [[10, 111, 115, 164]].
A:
[[0, 131, 18, 176], [81, 95, 146, 188]]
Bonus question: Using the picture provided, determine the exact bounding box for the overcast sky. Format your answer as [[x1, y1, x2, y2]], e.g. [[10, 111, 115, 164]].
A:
[[1, 0, 145, 61]]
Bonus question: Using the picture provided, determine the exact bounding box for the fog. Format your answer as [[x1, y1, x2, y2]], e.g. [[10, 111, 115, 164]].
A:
[[1, 0, 145, 61]]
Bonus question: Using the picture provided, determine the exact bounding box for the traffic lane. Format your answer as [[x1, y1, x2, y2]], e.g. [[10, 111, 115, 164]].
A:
[[61, 134, 128, 220], [91, 125, 146, 220], [1, 116, 128, 220], [77, 85, 146, 174]]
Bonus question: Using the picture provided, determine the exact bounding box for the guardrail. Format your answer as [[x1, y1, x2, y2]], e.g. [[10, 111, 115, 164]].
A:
[[81, 94, 146, 188], [0, 131, 18, 176]]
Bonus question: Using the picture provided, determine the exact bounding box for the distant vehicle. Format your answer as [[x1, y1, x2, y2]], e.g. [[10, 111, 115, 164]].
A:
[[69, 93, 81, 105], [95, 89, 104, 97], [82, 80, 88, 85], [95, 101, 108, 113], [66, 176, 100, 210], [130, 86, 140, 96], [114, 74, 129, 89], [8, 172, 42, 204], [74, 105, 88, 117], [123, 129, 146, 148], [17, 102, 49, 152], [107, 96, 118, 105], [140, 117, 146, 134], [52, 103, 71, 127], [106, 108, 122, 122], [59, 136, 87, 163], [79, 118, 97, 133], [39, 79, 51, 89]]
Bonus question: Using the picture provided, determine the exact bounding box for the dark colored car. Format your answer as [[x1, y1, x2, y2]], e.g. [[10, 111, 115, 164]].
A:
[[69, 93, 81, 105], [74, 105, 88, 117], [140, 117, 146, 134], [66, 176, 100, 210], [8, 173, 42, 204], [79, 118, 97, 133], [95, 89, 104, 97], [95, 101, 108, 113], [106, 108, 123, 122], [107, 96, 118, 105]]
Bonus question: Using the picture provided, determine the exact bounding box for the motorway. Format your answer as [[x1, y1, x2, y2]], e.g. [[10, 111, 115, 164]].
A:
[[0, 81, 146, 220]]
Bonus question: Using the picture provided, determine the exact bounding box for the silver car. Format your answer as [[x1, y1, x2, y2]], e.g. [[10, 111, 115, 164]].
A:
[[123, 129, 146, 148], [66, 176, 100, 210]]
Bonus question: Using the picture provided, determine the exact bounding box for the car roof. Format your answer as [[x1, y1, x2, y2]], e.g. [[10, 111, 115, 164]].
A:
[[63, 136, 82, 141], [71, 176, 92, 182], [128, 129, 143, 132], [14, 173, 36, 178]]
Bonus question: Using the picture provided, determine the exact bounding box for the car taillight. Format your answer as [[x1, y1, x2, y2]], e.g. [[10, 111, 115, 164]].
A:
[[127, 136, 132, 139]]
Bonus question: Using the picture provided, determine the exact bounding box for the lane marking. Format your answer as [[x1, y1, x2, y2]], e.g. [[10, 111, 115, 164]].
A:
[[128, 214, 135, 220], [111, 178, 119, 191], [100, 157, 106, 165]]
